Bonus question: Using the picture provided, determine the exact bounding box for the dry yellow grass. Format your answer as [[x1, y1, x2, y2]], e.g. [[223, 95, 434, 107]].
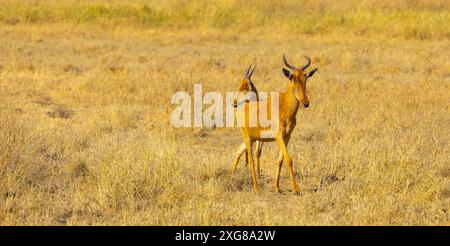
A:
[[0, 0, 449, 225]]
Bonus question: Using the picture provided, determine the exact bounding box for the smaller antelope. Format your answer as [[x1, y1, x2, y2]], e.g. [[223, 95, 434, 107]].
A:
[[237, 54, 318, 193], [232, 64, 264, 176]]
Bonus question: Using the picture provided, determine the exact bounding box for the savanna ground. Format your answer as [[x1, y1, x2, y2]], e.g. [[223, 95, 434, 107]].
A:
[[0, 0, 449, 225]]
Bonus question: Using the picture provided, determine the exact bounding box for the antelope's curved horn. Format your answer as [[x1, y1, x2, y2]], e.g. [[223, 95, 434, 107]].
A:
[[248, 64, 256, 79], [283, 54, 298, 71], [301, 55, 311, 71], [245, 64, 252, 77], [245, 64, 256, 80]]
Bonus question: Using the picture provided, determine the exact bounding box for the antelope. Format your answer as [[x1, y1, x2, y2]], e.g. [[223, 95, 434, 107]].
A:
[[232, 64, 264, 176], [237, 54, 318, 193]]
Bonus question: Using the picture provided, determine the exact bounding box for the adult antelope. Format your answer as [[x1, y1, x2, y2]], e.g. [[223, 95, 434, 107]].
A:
[[236, 54, 318, 193], [232, 64, 264, 176]]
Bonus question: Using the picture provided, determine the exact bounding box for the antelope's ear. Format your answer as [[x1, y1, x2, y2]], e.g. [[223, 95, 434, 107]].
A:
[[307, 68, 318, 78], [282, 68, 292, 80]]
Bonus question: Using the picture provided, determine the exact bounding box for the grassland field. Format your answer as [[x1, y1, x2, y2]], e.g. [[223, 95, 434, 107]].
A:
[[0, 0, 449, 225]]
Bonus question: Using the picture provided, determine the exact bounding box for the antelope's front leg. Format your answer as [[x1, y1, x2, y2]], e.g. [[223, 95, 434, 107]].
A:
[[255, 141, 263, 178], [232, 142, 247, 173], [275, 135, 299, 194], [274, 135, 290, 193], [274, 151, 283, 193], [244, 138, 259, 192]]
